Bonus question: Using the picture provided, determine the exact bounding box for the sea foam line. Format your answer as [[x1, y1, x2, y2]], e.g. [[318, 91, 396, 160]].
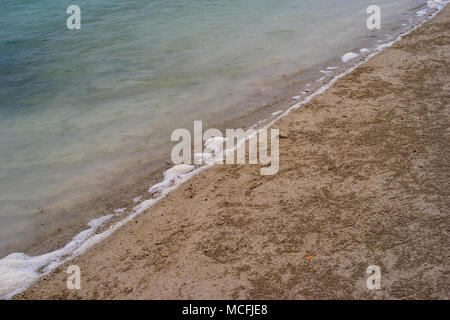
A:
[[0, 0, 447, 300]]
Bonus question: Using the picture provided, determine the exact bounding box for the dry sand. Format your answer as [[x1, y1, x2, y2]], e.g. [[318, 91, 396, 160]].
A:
[[17, 5, 450, 300]]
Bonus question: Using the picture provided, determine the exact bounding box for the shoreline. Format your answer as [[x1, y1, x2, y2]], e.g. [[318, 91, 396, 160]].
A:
[[0, 29, 363, 260], [2, 2, 449, 299], [1, 2, 437, 260]]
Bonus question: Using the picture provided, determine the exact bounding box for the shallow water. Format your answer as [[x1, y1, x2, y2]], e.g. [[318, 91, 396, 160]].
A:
[[0, 0, 427, 256]]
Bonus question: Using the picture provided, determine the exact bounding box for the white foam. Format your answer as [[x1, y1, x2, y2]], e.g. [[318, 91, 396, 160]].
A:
[[341, 52, 360, 63], [147, 164, 196, 198], [316, 76, 325, 82], [1, 0, 447, 300], [375, 40, 396, 51], [163, 164, 195, 177], [0, 214, 114, 299], [428, 0, 443, 8], [320, 70, 332, 74], [327, 66, 338, 70], [272, 110, 283, 116], [360, 48, 370, 54], [292, 96, 301, 100], [194, 152, 213, 164], [417, 9, 428, 16]]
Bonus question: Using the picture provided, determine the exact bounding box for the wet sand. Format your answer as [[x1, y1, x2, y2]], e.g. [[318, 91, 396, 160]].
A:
[[17, 5, 449, 299]]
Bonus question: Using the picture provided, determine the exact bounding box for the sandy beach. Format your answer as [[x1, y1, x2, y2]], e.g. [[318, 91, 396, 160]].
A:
[[16, 5, 449, 300]]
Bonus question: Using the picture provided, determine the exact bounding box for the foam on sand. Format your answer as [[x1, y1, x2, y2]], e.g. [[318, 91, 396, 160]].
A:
[[0, 162, 200, 300], [428, 0, 444, 8], [272, 110, 283, 116], [341, 52, 360, 63], [0, 214, 114, 299]]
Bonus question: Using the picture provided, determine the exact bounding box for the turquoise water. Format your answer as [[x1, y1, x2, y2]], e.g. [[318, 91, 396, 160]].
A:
[[0, 0, 426, 256]]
